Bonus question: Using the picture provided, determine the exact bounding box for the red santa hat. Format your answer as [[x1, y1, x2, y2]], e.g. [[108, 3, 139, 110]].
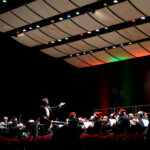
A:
[[94, 112, 103, 116], [119, 109, 126, 113], [70, 112, 76, 117]]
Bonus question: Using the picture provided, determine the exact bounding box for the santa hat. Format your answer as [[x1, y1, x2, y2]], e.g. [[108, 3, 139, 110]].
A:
[[83, 118, 88, 121], [70, 112, 76, 117], [94, 112, 103, 116], [119, 109, 126, 113]]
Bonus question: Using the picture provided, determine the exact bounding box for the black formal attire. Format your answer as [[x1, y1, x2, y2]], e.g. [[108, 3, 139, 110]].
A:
[[39, 105, 61, 135]]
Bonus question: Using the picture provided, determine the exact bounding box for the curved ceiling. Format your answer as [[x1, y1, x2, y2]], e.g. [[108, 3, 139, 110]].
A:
[[0, 0, 150, 68]]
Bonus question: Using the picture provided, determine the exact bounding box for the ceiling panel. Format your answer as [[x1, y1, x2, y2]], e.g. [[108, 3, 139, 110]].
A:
[[12, 34, 41, 47], [25, 29, 54, 43], [64, 57, 90, 68], [118, 27, 148, 41], [72, 14, 104, 31], [0, 12, 27, 28], [68, 40, 95, 51], [27, 0, 59, 19], [40, 24, 70, 40], [12, 6, 42, 24], [107, 47, 135, 60], [71, 0, 97, 7], [140, 41, 150, 51], [45, 0, 77, 13], [78, 54, 104, 66], [109, 1, 143, 21], [83, 36, 112, 48], [92, 51, 119, 63], [100, 31, 129, 45], [41, 47, 67, 58], [54, 44, 79, 54], [56, 20, 86, 36], [89, 7, 123, 26], [123, 43, 150, 57], [0, 20, 14, 32], [130, 0, 150, 16], [137, 23, 150, 37]]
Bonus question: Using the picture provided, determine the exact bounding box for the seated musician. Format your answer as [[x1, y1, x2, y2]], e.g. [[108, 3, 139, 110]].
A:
[[39, 97, 65, 135]]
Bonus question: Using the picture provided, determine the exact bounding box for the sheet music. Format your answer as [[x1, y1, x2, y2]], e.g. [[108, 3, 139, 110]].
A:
[[142, 119, 149, 127], [109, 119, 116, 127]]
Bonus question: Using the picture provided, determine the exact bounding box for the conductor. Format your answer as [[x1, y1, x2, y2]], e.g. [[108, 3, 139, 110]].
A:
[[39, 97, 65, 135]]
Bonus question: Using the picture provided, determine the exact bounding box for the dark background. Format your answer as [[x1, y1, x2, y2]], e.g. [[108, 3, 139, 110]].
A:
[[0, 33, 150, 122]]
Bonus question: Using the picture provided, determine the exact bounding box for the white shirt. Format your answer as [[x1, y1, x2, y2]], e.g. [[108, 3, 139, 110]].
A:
[[45, 107, 50, 117]]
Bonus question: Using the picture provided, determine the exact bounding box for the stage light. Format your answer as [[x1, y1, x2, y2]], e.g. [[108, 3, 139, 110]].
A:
[[2, 0, 7, 3], [128, 42, 132, 45], [51, 41, 55, 44], [80, 33, 84, 36], [59, 17, 63, 21], [45, 42, 49, 45], [87, 31, 91, 34], [76, 11, 80, 15], [69, 54, 72, 58], [120, 44, 124, 47], [132, 19, 136, 23], [112, 46, 116, 48], [96, 29, 100, 32], [89, 51, 93, 53], [51, 20, 55, 23], [83, 52, 86, 55], [103, 3, 108, 7], [22, 29, 26, 32], [36, 25, 40, 28], [65, 37, 69, 40], [58, 39, 62, 42], [113, 0, 118, 4], [105, 48, 108, 50], [104, 27, 108, 29], [29, 27, 33, 30], [76, 53, 80, 56], [16, 31, 20, 34], [141, 16, 145, 20], [67, 15, 71, 18]]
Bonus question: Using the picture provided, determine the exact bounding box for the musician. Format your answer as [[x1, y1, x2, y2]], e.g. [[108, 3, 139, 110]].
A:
[[116, 109, 130, 134], [39, 97, 65, 135]]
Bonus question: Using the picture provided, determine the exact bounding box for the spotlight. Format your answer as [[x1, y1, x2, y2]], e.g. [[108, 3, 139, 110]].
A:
[[51, 41, 55, 44], [87, 31, 91, 34], [16, 31, 20, 34], [58, 39, 62, 42], [75, 11, 80, 15], [69, 54, 72, 58], [36, 25, 40, 28], [67, 15, 71, 18], [104, 27, 108, 29], [112, 46, 116, 48], [83, 52, 86, 55], [113, 0, 118, 4], [89, 51, 93, 53], [23, 29, 26, 32], [65, 37, 69, 40], [80, 33, 84, 36], [29, 27, 33, 30], [51, 20, 55, 23], [45, 42, 49, 45], [128, 42, 132, 45], [76, 53, 80, 56], [141, 16, 145, 20], [96, 29, 100, 32], [2, 0, 7, 3], [120, 44, 124, 47], [59, 17, 63, 21], [103, 3, 108, 7], [132, 19, 136, 23]]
